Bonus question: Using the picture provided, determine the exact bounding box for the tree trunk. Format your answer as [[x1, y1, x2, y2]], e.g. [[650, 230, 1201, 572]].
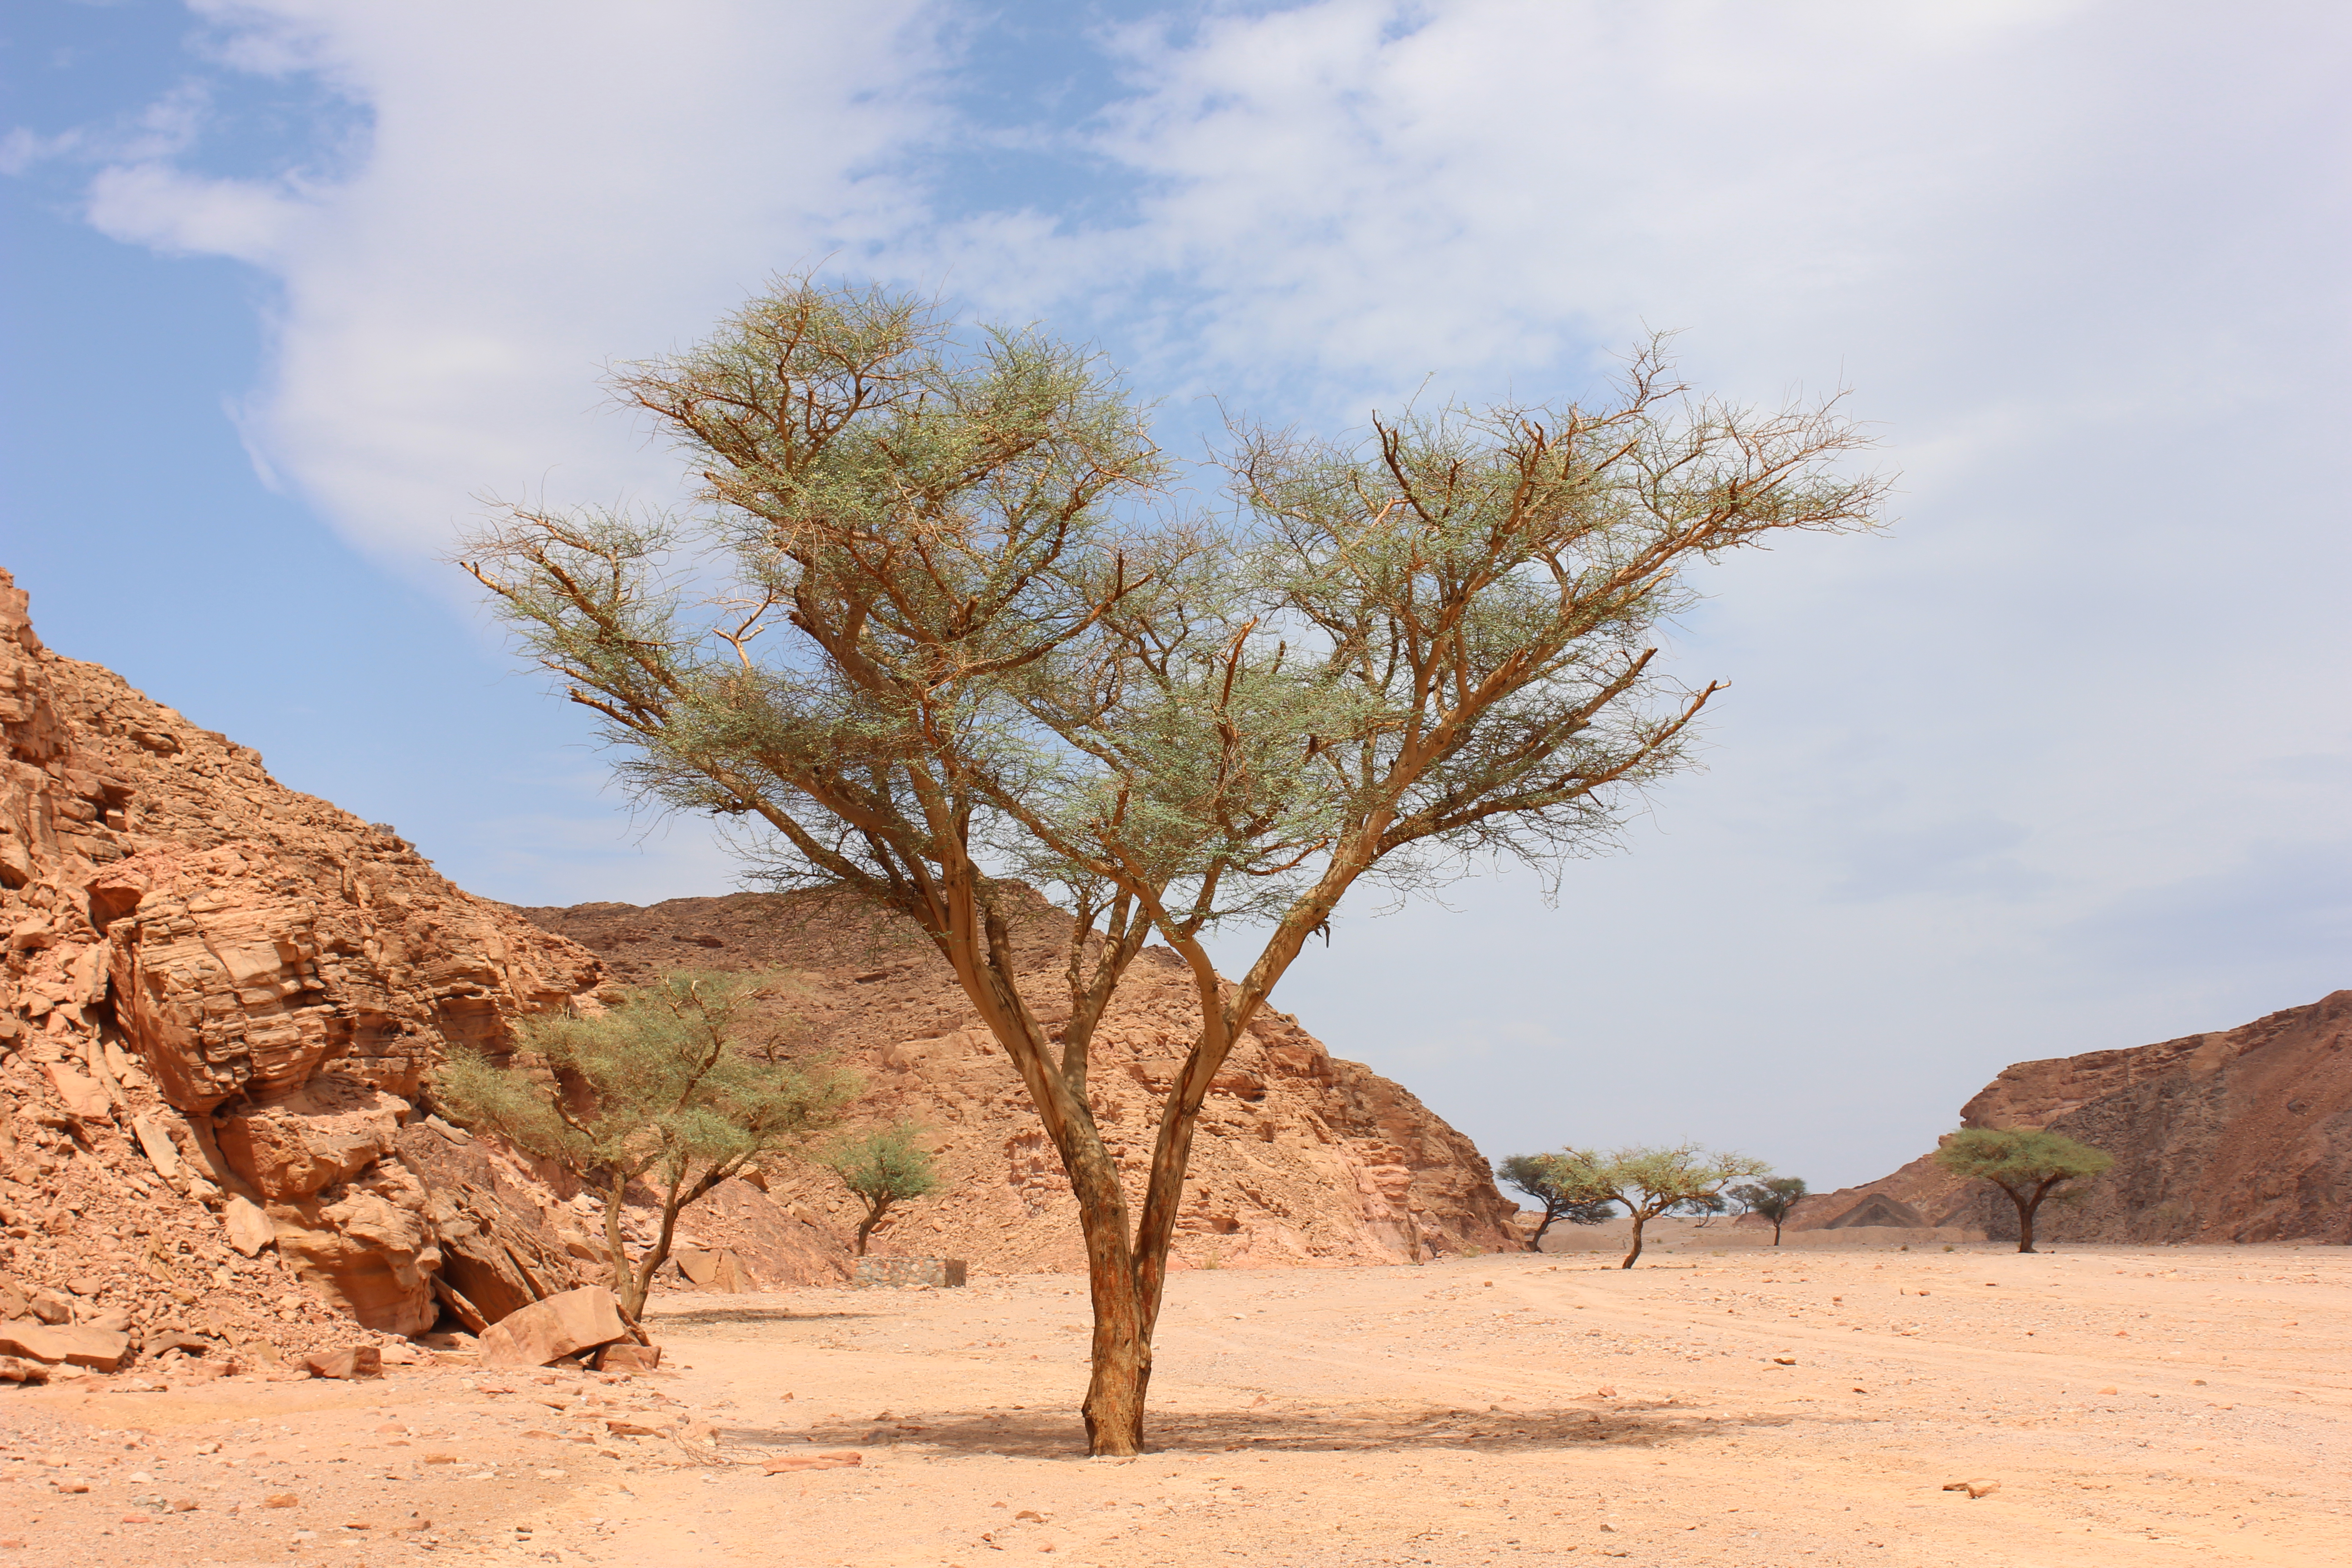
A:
[[1621, 1211, 1646, 1269], [1770, 1217, 1784, 1245], [1527, 1212, 1556, 1253], [2009, 1180, 2051, 1254]]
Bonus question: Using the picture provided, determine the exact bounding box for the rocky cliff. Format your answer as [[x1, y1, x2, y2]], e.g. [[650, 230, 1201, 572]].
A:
[[1795, 991, 2352, 1245], [520, 892, 1524, 1272], [0, 566, 617, 1365]]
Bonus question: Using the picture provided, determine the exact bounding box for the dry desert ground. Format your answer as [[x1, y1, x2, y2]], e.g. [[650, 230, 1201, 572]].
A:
[[0, 1238, 2342, 1568]]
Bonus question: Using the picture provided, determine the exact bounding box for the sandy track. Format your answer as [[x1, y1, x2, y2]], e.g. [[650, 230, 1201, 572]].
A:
[[0, 1241, 2341, 1567]]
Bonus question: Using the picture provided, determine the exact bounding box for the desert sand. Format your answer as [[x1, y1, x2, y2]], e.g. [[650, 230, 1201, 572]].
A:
[[0, 1239, 2342, 1568]]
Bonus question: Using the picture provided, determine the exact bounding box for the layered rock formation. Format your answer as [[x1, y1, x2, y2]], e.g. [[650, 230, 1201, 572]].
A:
[[1796, 991, 2352, 1245], [0, 566, 607, 1358], [521, 892, 1524, 1272]]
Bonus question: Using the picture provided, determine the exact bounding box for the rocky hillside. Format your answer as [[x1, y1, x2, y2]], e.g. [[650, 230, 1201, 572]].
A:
[[0, 566, 640, 1368], [0, 563, 1519, 1379], [1795, 991, 2351, 1245], [521, 892, 1524, 1272]]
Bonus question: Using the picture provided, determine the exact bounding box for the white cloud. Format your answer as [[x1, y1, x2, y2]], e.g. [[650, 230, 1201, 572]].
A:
[[80, 0, 948, 563]]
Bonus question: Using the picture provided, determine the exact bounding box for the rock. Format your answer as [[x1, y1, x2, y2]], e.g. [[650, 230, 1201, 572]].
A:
[[302, 1346, 383, 1380], [146, 1331, 219, 1357], [263, 1494, 300, 1509], [0, 1355, 50, 1383], [594, 1342, 662, 1372], [27, 1289, 71, 1325], [1942, 1479, 2000, 1499], [0, 1322, 130, 1371], [42, 1063, 109, 1120], [219, 1078, 409, 1200], [396, 1121, 588, 1324], [130, 1113, 182, 1181], [475, 1285, 630, 1368], [1798, 990, 2352, 1245], [223, 1195, 276, 1258]]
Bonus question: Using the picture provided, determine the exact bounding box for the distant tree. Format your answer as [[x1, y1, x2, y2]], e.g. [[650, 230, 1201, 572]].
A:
[[1727, 1176, 1809, 1245], [434, 971, 853, 1319], [827, 1122, 942, 1256], [1933, 1127, 2112, 1254], [1495, 1154, 1617, 1251], [1549, 1145, 1772, 1268]]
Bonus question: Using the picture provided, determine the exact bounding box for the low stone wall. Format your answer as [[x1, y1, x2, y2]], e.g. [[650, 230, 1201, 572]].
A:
[[853, 1256, 967, 1289]]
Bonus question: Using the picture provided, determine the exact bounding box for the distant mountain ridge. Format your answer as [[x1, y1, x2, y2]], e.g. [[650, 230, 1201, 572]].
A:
[[1798, 991, 2351, 1245]]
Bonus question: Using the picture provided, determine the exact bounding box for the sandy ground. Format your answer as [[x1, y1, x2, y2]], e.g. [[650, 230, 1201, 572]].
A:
[[0, 1240, 2342, 1568]]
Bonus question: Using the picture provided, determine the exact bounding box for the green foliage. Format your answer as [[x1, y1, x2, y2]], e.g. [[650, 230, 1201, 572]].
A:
[[1727, 1176, 1809, 1244], [1496, 1153, 1618, 1251], [825, 1122, 942, 1256], [1933, 1127, 2113, 1252], [1546, 1145, 1773, 1268], [433, 970, 853, 1315]]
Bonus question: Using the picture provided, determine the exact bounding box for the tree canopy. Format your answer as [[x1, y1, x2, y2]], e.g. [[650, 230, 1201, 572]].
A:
[[1495, 1152, 1618, 1251], [1727, 1176, 1809, 1245], [433, 970, 851, 1317], [460, 276, 1883, 1453], [1546, 1144, 1772, 1267], [1934, 1127, 2112, 1253], [826, 1121, 942, 1257]]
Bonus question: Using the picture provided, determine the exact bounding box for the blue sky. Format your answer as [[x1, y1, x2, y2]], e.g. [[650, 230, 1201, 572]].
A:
[[5, 0, 2347, 1189]]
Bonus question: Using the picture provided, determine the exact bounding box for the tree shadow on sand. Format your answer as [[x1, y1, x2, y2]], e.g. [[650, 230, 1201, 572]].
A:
[[718, 1398, 1801, 1460]]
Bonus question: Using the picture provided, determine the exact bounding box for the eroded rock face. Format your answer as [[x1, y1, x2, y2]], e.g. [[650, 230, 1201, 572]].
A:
[[0, 566, 603, 1352], [1796, 990, 2352, 1245], [523, 890, 1525, 1273]]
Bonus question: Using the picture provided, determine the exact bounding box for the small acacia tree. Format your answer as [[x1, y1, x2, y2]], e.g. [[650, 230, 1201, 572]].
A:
[[434, 971, 852, 1318], [460, 277, 1882, 1453], [1495, 1153, 1617, 1251], [1934, 1127, 2112, 1253], [1727, 1176, 1809, 1245], [1549, 1145, 1771, 1267], [826, 1122, 941, 1256]]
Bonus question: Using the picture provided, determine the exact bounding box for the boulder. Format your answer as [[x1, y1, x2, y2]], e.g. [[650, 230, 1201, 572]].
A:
[[217, 1077, 408, 1201], [475, 1285, 630, 1368], [223, 1195, 276, 1258], [302, 1345, 382, 1380], [594, 1341, 662, 1372], [0, 1321, 130, 1371]]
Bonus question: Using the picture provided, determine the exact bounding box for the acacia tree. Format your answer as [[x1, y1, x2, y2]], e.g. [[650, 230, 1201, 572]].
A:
[[434, 971, 851, 1319], [826, 1122, 941, 1256], [1727, 1176, 1809, 1245], [1549, 1145, 1772, 1267], [1495, 1153, 1617, 1251], [1934, 1127, 2112, 1253], [459, 277, 1882, 1454]]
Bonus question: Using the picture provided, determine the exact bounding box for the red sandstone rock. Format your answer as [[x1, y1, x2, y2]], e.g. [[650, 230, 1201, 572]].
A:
[[595, 1341, 662, 1372], [0, 1321, 130, 1371], [475, 1285, 629, 1368], [302, 1345, 383, 1379]]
